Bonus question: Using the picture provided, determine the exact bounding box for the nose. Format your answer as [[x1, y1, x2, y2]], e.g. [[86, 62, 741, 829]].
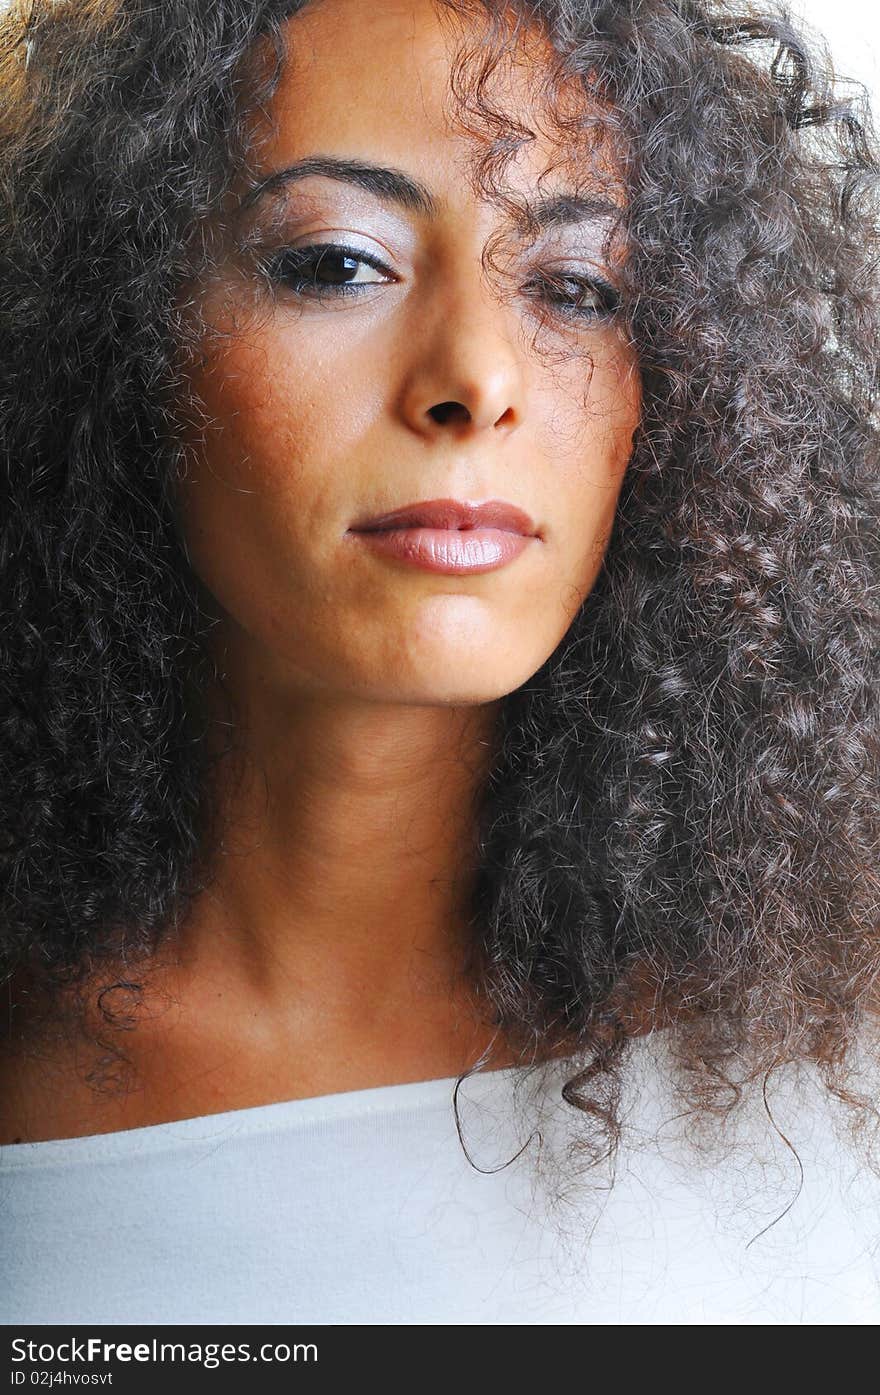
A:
[[396, 279, 526, 441]]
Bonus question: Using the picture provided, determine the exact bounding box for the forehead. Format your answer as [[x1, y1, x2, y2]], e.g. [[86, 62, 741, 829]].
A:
[[242, 0, 624, 209]]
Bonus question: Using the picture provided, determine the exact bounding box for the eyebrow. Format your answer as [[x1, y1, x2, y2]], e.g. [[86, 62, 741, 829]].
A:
[[238, 155, 622, 231]]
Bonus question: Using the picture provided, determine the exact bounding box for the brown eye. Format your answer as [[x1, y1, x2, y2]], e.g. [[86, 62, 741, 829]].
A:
[[528, 269, 621, 320], [265, 243, 394, 298]]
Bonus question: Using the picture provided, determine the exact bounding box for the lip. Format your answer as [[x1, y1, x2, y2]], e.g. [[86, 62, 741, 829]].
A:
[[346, 525, 535, 574], [348, 497, 540, 537]]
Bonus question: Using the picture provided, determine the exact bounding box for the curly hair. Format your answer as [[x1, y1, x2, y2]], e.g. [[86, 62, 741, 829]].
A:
[[1, 0, 879, 1163]]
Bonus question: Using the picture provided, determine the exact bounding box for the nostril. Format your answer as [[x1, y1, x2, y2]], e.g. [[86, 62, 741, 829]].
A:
[[428, 401, 471, 425]]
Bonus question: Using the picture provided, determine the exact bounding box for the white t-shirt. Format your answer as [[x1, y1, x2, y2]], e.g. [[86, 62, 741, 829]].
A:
[[2, 1034, 879, 1324]]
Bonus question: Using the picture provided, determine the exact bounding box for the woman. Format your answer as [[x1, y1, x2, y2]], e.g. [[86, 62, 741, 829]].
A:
[[1, 0, 878, 1323]]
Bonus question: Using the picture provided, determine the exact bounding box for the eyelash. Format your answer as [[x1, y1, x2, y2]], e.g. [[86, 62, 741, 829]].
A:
[[262, 242, 621, 321]]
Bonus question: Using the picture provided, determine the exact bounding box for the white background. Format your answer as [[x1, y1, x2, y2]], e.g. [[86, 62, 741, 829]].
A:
[[791, 0, 878, 105]]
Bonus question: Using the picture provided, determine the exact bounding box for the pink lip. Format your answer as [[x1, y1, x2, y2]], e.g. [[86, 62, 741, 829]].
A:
[[345, 497, 541, 575], [348, 525, 534, 574], [348, 497, 540, 536]]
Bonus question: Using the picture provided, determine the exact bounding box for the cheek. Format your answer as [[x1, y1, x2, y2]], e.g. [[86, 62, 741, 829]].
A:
[[541, 342, 641, 595], [178, 331, 330, 497], [172, 327, 360, 597]]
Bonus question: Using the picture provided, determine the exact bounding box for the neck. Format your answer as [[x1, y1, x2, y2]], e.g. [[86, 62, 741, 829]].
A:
[[167, 613, 506, 1071]]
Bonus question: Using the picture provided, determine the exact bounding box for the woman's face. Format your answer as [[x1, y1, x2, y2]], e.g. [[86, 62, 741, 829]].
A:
[[173, 0, 641, 708]]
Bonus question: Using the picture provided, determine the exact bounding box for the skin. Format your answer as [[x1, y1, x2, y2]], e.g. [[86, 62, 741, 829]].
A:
[[1, 0, 641, 1141]]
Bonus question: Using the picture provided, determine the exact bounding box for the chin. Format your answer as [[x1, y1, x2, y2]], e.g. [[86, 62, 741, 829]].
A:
[[362, 659, 537, 708]]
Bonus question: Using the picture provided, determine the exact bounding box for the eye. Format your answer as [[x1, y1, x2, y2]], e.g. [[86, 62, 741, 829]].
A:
[[527, 268, 621, 321], [263, 242, 396, 299]]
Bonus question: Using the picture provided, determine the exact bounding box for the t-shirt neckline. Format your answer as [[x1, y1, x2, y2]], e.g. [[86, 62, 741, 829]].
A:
[[0, 1062, 530, 1167]]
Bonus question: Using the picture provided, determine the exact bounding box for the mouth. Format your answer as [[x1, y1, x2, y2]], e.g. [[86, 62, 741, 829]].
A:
[[348, 496, 540, 538], [345, 499, 541, 576]]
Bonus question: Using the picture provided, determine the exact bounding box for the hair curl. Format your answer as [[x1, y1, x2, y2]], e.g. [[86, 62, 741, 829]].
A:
[[1, 0, 879, 1163]]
